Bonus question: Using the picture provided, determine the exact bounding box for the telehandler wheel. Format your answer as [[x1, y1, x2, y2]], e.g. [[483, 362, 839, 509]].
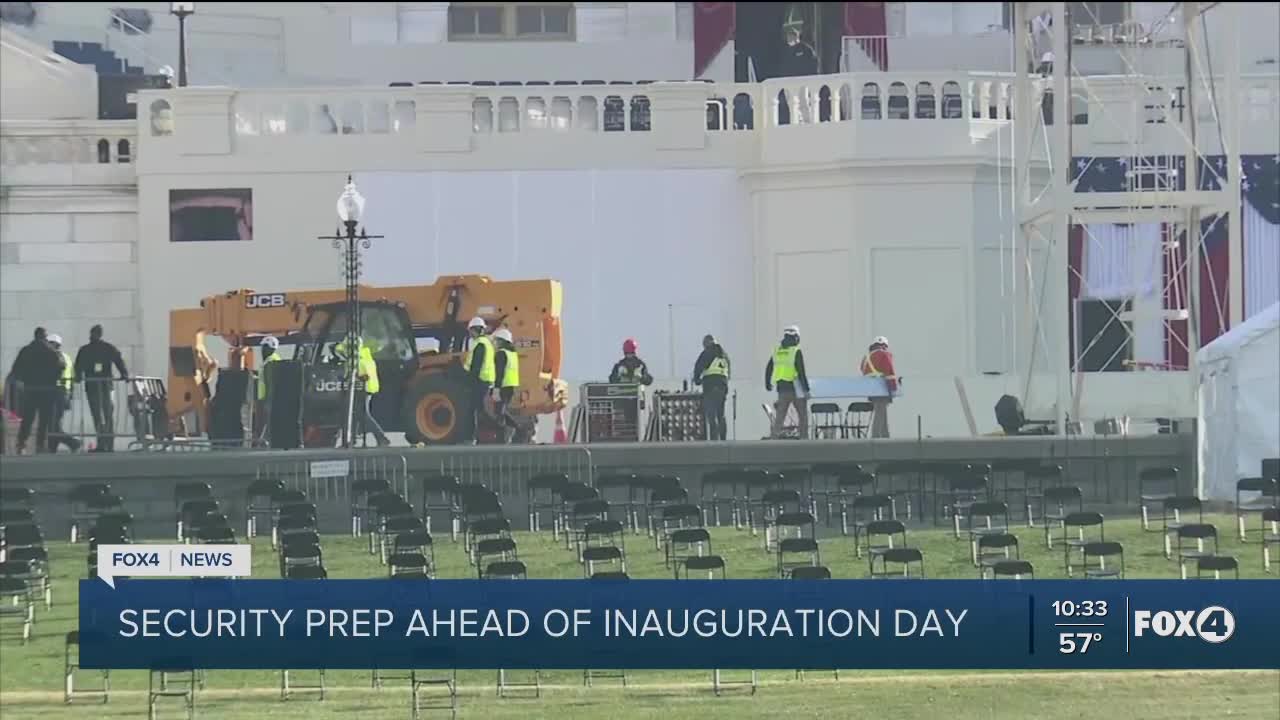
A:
[[402, 373, 474, 445]]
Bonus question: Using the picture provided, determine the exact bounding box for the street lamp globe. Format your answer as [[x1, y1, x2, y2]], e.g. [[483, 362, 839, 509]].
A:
[[336, 178, 365, 224], [170, 2, 195, 14]]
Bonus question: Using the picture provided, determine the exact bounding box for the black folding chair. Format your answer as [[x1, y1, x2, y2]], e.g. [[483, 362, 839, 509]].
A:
[[989, 559, 1034, 579], [943, 474, 989, 538], [654, 504, 704, 555], [966, 501, 1010, 565], [869, 547, 924, 578], [1175, 524, 1218, 579], [1265, 507, 1280, 572], [1139, 467, 1179, 531], [664, 527, 710, 569], [68, 483, 111, 543], [244, 477, 284, 539], [65, 631, 109, 704], [419, 474, 462, 540], [788, 565, 831, 579], [1161, 496, 1203, 558], [645, 483, 688, 537], [468, 518, 513, 567], [1062, 511, 1105, 577], [350, 475, 391, 538], [1041, 486, 1083, 549], [843, 494, 894, 545], [526, 473, 568, 535], [773, 512, 818, 577], [976, 533, 1019, 577], [1196, 555, 1239, 580], [1236, 477, 1279, 542], [1081, 541, 1124, 579], [173, 483, 213, 540]]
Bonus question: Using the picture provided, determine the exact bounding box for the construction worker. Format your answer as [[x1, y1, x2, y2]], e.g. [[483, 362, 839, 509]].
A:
[[860, 336, 898, 439], [609, 338, 653, 385], [256, 336, 282, 442], [74, 324, 129, 452], [692, 334, 730, 441], [463, 316, 496, 438], [10, 327, 64, 454], [336, 337, 390, 447], [765, 325, 810, 439], [46, 334, 81, 453], [492, 328, 520, 444]]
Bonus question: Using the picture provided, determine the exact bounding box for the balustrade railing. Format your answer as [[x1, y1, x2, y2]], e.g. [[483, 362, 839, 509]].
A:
[[0, 120, 136, 166]]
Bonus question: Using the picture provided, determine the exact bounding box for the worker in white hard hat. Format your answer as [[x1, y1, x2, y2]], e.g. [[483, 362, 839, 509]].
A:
[[256, 336, 282, 443], [46, 333, 81, 453], [491, 327, 520, 443], [860, 335, 898, 438], [765, 325, 810, 439], [462, 316, 495, 441]]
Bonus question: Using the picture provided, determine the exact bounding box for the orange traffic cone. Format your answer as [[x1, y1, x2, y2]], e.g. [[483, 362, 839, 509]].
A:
[[553, 409, 568, 444]]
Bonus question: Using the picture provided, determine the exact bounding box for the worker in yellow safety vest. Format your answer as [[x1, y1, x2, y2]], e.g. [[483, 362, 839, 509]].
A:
[[492, 328, 521, 444], [764, 325, 810, 439], [256, 336, 282, 442], [46, 333, 82, 453], [462, 316, 495, 440], [693, 334, 731, 441], [336, 337, 390, 447], [859, 335, 898, 438]]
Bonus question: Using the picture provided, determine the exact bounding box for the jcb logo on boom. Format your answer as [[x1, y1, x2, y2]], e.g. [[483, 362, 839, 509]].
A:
[[314, 381, 345, 393], [1133, 607, 1235, 643], [245, 293, 286, 309]]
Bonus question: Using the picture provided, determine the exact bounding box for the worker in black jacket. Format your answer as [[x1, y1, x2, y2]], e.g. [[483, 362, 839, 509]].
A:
[[692, 334, 731, 441], [74, 324, 129, 453], [9, 327, 65, 454]]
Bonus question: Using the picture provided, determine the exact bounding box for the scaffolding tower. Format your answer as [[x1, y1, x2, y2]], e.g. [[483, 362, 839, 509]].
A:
[[1012, 1, 1243, 432]]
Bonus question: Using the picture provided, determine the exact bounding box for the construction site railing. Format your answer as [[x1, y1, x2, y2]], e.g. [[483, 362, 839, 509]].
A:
[[1, 377, 175, 454]]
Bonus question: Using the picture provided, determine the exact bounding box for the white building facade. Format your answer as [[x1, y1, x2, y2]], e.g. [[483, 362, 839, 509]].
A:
[[3, 2, 1278, 441]]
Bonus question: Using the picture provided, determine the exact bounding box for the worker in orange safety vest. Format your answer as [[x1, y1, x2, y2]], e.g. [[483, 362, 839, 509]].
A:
[[859, 336, 898, 439]]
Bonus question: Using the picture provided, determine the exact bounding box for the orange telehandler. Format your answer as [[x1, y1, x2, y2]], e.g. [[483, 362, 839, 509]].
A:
[[166, 275, 567, 446]]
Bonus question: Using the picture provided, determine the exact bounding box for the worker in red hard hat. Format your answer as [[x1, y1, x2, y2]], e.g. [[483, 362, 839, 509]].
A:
[[860, 335, 898, 438], [609, 338, 653, 386]]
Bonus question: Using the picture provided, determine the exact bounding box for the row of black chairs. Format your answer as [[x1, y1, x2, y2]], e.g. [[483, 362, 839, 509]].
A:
[[1, 487, 48, 646]]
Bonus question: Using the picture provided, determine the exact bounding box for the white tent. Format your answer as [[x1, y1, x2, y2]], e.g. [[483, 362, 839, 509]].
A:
[[1197, 302, 1280, 500]]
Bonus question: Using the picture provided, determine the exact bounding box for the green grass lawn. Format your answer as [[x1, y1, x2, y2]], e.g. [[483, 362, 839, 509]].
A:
[[1, 513, 1277, 719]]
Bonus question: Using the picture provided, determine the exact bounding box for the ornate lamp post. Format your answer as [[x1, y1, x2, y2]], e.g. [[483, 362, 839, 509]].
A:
[[320, 177, 381, 448]]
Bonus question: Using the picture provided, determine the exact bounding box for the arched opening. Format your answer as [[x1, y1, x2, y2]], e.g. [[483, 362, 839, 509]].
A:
[[96, 138, 110, 163], [603, 96, 626, 131], [550, 96, 573, 130], [818, 85, 832, 122], [392, 100, 416, 132], [149, 99, 173, 136], [733, 92, 754, 129], [941, 81, 962, 119], [629, 96, 651, 131], [914, 81, 936, 119], [577, 96, 600, 131], [473, 98, 494, 133], [838, 83, 853, 121], [887, 82, 909, 119], [116, 139, 131, 163], [775, 89, 792, 126], [525, 97, 548, 130], [498, 97, 520, 132], [861, 83, 880, 120]]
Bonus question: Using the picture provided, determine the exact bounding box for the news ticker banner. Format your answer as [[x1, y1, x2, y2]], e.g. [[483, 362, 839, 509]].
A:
[[78, 578, 1279, 670]]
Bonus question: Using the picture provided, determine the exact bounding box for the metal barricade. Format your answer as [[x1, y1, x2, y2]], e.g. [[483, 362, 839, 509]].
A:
[[431, 447, 594, 531], [2, 377, 171, 454], [256, 455, 411, 504]]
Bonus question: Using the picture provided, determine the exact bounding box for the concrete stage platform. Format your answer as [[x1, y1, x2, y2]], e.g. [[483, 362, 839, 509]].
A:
[[0, 435, 1194, 539]]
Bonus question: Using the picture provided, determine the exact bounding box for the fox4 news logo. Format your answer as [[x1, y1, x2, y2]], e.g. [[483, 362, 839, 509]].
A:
[[1133, 606, 1236, 643]]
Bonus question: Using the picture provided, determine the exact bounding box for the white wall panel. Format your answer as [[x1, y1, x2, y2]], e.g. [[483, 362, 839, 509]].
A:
[[353, 169, 747, 385]]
